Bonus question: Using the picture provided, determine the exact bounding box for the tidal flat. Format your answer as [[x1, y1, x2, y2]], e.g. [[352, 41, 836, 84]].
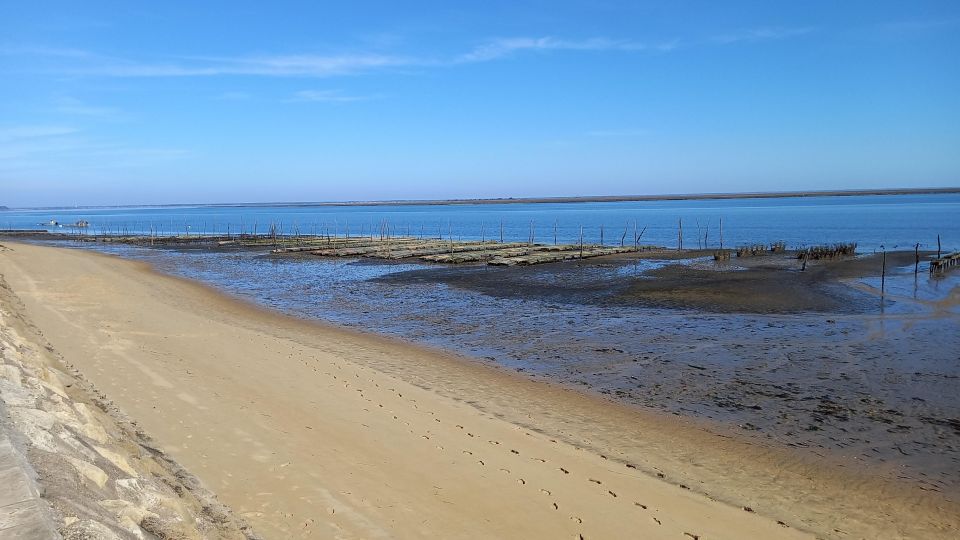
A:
[[35, 238, 960, 499]]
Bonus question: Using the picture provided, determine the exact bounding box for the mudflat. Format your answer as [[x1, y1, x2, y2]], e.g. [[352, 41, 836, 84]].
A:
[[1, 242, 957, 539]]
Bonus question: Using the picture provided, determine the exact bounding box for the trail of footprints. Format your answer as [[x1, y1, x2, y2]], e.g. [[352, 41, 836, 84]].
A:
[[311, 358, 709, 539]]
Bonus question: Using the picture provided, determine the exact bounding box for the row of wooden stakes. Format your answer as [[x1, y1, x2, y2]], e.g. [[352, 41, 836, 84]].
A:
[[271, 236, 657, 266]]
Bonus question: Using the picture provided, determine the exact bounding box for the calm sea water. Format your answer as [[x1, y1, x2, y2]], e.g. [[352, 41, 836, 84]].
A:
[[3, 193, 959, 252]]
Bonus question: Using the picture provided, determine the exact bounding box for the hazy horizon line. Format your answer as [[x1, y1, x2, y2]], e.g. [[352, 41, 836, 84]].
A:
[[4, 186, 958, 211]]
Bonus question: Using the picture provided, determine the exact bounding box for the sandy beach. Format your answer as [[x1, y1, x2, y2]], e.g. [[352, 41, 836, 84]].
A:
[[1, 241, 958, 539]]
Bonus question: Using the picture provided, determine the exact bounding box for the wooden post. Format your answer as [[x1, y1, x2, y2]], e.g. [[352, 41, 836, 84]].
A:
[[481, 221, 485, 242], [600, 224, 604, 246], [554, 220, 558, 245], [915, 242, 920, 275], [937, 234, 941, 259], [634, 221, 638, 251], [881, 249, 886, 296], [579, 225, 584, 259], [719, 217, 723, 250], [500, 220, 503, 243], [678, 218, 683, 251]]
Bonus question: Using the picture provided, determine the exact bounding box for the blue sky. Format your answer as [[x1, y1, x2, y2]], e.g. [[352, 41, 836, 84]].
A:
[[1, 1, 958, 206]]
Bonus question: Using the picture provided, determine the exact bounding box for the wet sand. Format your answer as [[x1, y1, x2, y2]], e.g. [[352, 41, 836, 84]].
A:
[[0, 244, 958, 538], [377, 250, 960, 493]]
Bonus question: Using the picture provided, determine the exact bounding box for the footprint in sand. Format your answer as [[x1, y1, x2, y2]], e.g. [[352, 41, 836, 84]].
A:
[[540, 489, 551, 496], [559, 467, 569, 474], [588, 478, 601, 485]]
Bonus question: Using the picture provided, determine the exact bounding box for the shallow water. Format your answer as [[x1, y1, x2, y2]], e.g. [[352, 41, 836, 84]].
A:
[[4, 193, 960, 252], [42, 240, 960, 498]]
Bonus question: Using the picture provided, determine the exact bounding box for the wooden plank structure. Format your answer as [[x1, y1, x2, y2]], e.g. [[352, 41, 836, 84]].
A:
[[930, 251, 960, 275], [0, 230, 661, 266], [272, 237, 658, 266]]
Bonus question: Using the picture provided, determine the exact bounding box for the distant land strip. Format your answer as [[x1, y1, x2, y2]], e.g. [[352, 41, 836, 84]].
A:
[[5, 187, 959, 211]]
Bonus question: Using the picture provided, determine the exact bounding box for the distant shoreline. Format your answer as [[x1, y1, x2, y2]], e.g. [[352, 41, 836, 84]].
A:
[[5, 186, 959, 211]]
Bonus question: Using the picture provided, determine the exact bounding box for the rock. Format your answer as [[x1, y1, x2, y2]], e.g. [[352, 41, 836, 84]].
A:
[[61, 519, 123, 540], [64, 457, 109, 488], [93, 446, 138, 476]]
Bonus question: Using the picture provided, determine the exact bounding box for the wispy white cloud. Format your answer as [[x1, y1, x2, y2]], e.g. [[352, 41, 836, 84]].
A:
[[5, 27, 813, 80], [0, 125, 78, 143], [0, 45, 93, 58], [0, 130, 188, 170], [51, 52, 414, 78], [4, 38, 659, 79], [457, 37, 673, 63], [712, 26, 815, 45], [289, 89, 373, 103], [0, 122, 187, 175], [53, 96, 121, 117]]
